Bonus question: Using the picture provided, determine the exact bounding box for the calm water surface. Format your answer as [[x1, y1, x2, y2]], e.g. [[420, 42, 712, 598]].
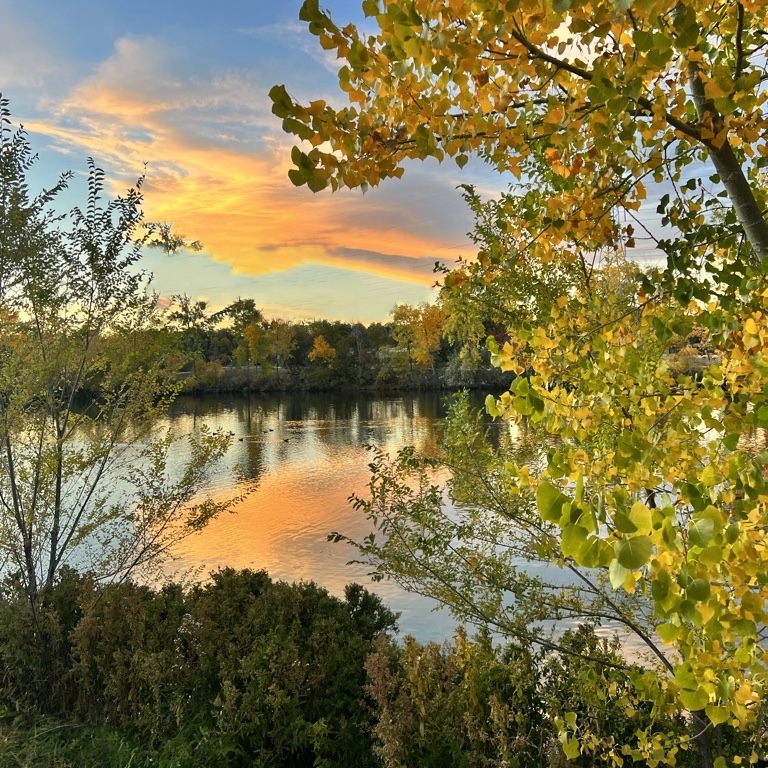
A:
[[163, 392, 459, 642], [160, 392, 691, 659]]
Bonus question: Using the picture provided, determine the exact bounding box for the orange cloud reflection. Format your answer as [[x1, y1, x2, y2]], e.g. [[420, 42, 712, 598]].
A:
[[169, 407, 442, 596]]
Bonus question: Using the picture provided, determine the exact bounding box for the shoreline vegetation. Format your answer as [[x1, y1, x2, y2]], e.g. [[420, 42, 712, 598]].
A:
[[163, 298, 519, 395], [160, 291, 716, 396], [174, 354, 714, 395], [1, 568, 756, 768], [175, 360, 516, 394], [172, 347, 716, 395]]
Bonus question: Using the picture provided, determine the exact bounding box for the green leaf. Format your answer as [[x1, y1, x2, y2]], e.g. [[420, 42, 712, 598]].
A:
[[679, 687, 709, 711], [579, 535, 613, 568], [672, 4, 698, 49], [633, 30, 653, 52], [615, 536, 653, 570], [680, 599, 697, 623], [547, 449, 568, 479], [614, 510, 638, 534], [299, 0, 322, 22], [629, 501, 652, 535], [675, 664, 698, 690], [537, 480, 569, 524], [652, 569, 672, 601], [562, 738, 580, 760], [688, 518, 714, 549], [455, 154, 469, 169], [609, 559, 630, 589], [686, 578, 710, 602], [657, 623, 681, 643], [282, 117, 314, 141], [700, 463, 717, 487], [288, 169, 307, 187], [652, 316, 672, 342], [306, 175, 329, 193], [561, 523, 588, 558], [512, 376, 529, 395], [514, 395, 534, 416], [707, 708, 730, 728], [269, 84, 293, 117]]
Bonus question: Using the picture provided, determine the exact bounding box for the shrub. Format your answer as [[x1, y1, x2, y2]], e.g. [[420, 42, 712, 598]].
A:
[[0, 569, 397, 767], [365, 627, 547, 768]]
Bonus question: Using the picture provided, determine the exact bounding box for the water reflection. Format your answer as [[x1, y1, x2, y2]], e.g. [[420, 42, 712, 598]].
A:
[[164, 392, 455, 641], [161, 392, 684, 659]]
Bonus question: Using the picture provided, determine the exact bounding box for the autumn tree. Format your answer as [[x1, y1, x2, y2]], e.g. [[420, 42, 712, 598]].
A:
[[268, 319, 296, 383], [391, 303, 445, 381], [275, 1, 768, 765], [239, 321, 269, 369], [0, 102, 239, 615], [308, 334, 338, 364]]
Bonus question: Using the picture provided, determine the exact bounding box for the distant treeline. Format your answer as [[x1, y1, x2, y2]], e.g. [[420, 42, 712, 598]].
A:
[[160, 296, 512, 393]]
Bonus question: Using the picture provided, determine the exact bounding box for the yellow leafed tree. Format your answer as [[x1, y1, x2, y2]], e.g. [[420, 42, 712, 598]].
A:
[[308, 334, 338, 363], [273, 1, 768, 765]]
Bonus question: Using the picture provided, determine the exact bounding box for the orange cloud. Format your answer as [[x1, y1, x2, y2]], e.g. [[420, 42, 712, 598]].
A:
[[28, 36, 472, 287]]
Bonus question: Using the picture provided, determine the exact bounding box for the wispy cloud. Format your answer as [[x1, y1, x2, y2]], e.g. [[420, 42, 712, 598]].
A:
[[237, 20, 341, 74], [0, 9, 63, 94], [27, 34, 473, 287]]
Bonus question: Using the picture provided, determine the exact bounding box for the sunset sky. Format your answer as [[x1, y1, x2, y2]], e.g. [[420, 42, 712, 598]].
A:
[[2, 0, 512, 323]]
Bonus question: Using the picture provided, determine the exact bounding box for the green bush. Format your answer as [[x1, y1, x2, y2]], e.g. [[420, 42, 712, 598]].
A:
[[2, 572, 758, 767], [365, 628, 547, 768], [0, 569, 397, 768]]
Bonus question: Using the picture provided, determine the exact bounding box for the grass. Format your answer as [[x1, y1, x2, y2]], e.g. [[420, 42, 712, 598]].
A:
[[0, 714, 148, 768]]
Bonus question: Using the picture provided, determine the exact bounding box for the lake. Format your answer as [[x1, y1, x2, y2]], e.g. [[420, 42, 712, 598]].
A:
[[158, 391, 667, 659], [162, 391, 462, 642]]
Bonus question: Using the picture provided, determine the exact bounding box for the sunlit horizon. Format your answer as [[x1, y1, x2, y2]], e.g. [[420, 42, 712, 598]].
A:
[[2, 0, 506, 323]]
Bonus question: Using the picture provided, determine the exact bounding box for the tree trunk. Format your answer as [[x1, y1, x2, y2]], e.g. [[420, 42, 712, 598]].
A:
[[689, 61, 768, 262], [691, 709, 715, 768]]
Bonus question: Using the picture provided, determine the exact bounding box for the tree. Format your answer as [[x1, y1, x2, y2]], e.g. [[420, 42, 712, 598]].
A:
[[0, 101, 239, 615], [273, 0, 767, 257], [242, 321, 272, 370], [212, 297, 263, 337], [276, 2, 768, 765], [169, 293, 212, 332], [168, 293, 214, 363], [391, 302, 445, 380], [308, 334, 338, 364], [268, 319, 296, 383], [438, 184, 592, 348]]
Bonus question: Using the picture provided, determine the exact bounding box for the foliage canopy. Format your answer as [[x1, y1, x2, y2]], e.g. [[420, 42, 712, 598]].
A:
[[276, 1, 768, 765]]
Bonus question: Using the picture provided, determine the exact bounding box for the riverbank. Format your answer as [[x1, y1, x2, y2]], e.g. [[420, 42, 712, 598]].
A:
[[176, 359, 514, 394], [3, 568, 746, 768]]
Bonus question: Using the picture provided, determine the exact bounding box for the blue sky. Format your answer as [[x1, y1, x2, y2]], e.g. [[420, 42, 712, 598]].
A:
[[2, 0, 508, 323]]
